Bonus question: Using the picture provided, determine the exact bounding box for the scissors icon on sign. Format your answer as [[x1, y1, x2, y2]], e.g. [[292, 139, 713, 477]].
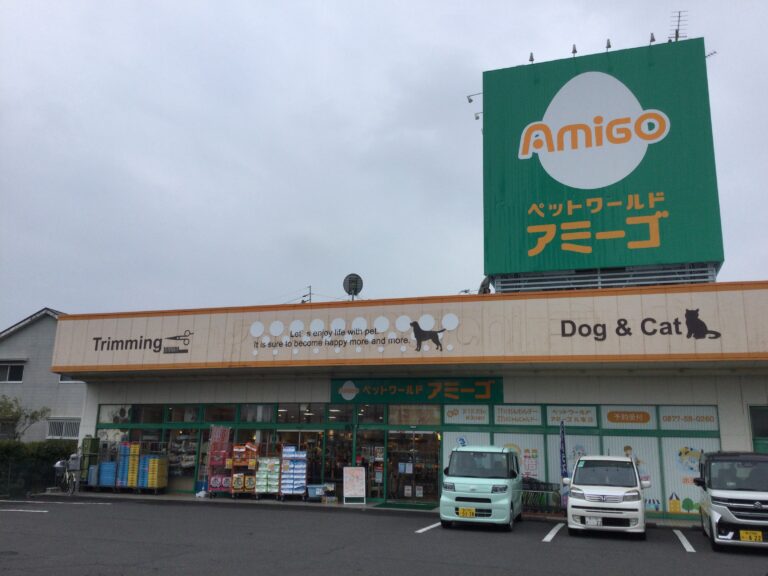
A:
[[166, 330, 194, 346]]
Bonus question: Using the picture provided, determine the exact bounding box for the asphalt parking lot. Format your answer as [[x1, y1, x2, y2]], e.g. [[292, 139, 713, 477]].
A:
[[1, 498, 767, 576]]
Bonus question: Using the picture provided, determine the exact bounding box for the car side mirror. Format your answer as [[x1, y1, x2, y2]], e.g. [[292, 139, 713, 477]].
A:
[[640, 480, 651, 489], [693, 477, 706, 489], [509, 470, 518, 479], [562, 477, 571, 486], [443, 467, 450, 476]]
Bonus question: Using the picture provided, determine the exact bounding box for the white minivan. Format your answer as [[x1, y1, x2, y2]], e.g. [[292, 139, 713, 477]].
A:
[[563, 455, 650, 538], [440, 445, 523, 530]]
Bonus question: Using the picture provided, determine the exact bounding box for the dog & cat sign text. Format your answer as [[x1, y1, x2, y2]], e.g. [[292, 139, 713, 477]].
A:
[[560, 309, 722, 342]]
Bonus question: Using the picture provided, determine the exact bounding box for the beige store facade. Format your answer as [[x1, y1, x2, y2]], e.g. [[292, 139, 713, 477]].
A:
[[52, 281, 768, 516]]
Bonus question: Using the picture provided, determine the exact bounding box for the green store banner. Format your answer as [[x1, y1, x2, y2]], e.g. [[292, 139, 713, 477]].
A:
[[483, 38, 723, 275], [330, 377, 503, 404]]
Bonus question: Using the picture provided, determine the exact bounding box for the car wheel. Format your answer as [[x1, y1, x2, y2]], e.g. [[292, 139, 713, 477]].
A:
[[440, 520, 452, 529], [568, 527, 579, 537], [634, 531, 647, 541]]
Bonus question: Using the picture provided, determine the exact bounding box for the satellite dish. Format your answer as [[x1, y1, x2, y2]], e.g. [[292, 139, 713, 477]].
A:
[[343, 273, 363, 299]]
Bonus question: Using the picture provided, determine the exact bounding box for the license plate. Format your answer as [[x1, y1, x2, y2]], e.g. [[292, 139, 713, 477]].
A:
[[585, 516, 602, 527], [458, 508, 476, 518], [739, 530, 763, 542]]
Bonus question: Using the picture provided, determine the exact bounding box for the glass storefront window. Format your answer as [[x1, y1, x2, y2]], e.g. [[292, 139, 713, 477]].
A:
[[388, 405, 440, 425], [236, 429, 277, 456], [277, 403, 323, 424], [168, 405, 199, 423], [131, 405, 164, 424], [204, 405, 236, 422], [357, 404, 385, 424], [98, 405, 132, 424], [327, 404, 354, 423], [324, 429, 352, 493], [167, 428, 199, 492], [241, 404, 274, 423]]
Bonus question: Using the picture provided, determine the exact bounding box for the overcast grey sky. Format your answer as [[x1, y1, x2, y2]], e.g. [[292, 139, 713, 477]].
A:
[[1, 1, 767, 330]]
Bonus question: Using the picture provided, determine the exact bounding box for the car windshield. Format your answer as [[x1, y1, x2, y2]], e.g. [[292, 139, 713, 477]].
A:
[[710, 460, 768, 491], [447, 451, 508, 479], [573, 460, 637, 487]]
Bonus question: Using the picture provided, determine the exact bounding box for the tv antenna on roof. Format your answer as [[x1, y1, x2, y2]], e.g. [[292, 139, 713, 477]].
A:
[[669, 10, 688, 42]]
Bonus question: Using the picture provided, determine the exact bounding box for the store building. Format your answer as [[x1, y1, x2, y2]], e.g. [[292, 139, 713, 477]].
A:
[[51, 281, 768, 515], [49, 39, 768, 518]]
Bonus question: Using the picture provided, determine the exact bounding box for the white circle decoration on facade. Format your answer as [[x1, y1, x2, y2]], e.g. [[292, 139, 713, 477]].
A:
[[313, 348, 319, 354], [355, 346, 362, 353], [418, 314, 435, 331], [334, 347, 341, 354], [310, 319, 324, 333], [400, 345, 407, 353], [395, 315, 412, 332], [331, 318, 345, 332], [250, 321, 264, 338], [519, 71, 669, 190], [252, 349, 258, 356], [378, 346, 384, 353], [290, 320, 304, 334], [293, 349, 298, 355], [447, 345, 454, 351], [261, 336, 271, 345], [351, 317, 367, 332], [272, 349, 279, 356], [442, 313, 459, 331], [269, 321, 284, 336], [302, 335, 310, 343], [374, 316, 389, 333]]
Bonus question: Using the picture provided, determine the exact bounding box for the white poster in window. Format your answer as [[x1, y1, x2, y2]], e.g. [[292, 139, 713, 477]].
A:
[[546, 434, 600, 483], [601, 405, 657, 430], [415, 486, 423, 498], [547, 406, 597, 427], [494, 433, 545, 480], [661, 437, 721, 514], [444, 405, 490, 425], [659, 406, 719, 431], [404, 485, 412, 497], [602, 436, 663, 512], [495, 405, 542, 426], [442, 432, 491, 467]]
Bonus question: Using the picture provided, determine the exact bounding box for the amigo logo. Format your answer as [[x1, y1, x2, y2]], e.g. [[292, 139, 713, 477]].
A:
[[518, 71, 670, 190]]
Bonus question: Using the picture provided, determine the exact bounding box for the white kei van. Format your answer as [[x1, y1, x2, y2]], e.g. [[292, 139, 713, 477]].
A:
[[439, 445, 523, 530], [563, 455, 650, 538]]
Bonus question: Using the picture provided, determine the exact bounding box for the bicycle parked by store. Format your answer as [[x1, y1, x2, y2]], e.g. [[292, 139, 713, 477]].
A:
[[53, 453, 80, 495]]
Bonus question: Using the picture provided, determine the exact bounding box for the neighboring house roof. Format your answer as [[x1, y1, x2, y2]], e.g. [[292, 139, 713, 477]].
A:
[[0, 308, 64, 342]]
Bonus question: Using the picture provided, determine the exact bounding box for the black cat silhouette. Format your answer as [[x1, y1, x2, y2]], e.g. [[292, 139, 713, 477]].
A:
[[410, 321, 445, 351], [684, 309, 721, 340]]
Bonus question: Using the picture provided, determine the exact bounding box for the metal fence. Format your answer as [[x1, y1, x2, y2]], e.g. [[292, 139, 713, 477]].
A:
[[521, 478, 564, 515]]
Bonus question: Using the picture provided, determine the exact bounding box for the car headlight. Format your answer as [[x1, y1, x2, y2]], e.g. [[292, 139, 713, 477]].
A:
[[443, 482, 455, 491], [569, 488, 585, 500], [491, 484, 508, 493], [623, 490, 641, 502]]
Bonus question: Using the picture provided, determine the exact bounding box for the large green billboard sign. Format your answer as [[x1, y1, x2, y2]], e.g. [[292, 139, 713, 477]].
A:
[[483, 39, 723, 275]]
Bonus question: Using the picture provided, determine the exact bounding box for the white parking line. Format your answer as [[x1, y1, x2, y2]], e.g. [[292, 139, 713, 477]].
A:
[[1, 500, 111, 506], [0, 509, 48, 513], [542, 523, 565, 542], [415, 522, 442, 534], [673, 529, 696, 552]]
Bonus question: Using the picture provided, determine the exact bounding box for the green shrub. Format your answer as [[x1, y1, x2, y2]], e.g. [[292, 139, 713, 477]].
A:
[[0, 439, 77, 497]]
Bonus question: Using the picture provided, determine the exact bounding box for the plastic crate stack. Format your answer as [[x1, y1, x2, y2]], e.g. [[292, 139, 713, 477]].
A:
[[138, 455, 168, 489], [117, 442, 141, 488], [98, 461, 117, 487]]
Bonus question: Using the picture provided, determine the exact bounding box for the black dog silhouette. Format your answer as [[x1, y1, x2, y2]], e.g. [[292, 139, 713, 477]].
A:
[[410, 321, 445, 351]]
